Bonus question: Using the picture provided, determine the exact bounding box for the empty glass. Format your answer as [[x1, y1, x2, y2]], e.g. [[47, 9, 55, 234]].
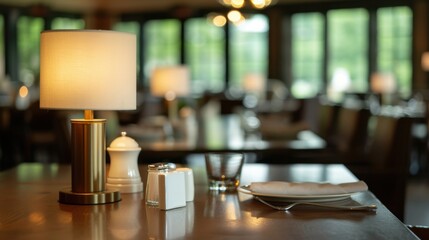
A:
[[204, 152, 244, 191]]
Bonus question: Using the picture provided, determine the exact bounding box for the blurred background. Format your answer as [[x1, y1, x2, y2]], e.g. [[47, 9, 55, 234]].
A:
[[1, 0, 429, 227]]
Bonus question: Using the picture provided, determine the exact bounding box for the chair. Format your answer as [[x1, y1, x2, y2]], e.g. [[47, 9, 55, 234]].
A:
[[297, 104, 370, 163], [0, 107, 20, 170], [24, 100, 71, 163], [347, 115, 413, 221], [316, 103, 340, 141], [333, 106, 371, 162]]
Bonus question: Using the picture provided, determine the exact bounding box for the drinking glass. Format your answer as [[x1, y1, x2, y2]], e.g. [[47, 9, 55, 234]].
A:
[[204, 152, 244, 191]]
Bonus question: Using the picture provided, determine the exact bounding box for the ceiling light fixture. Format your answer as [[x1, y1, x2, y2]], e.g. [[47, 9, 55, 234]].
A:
[[218, 0, 276, 9], [208, 10, 245, 27], [209, 0, 275, 27]]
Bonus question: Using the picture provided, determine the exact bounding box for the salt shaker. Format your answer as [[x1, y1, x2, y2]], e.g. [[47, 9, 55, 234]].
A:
[[106, 132, 143, 193], [146, 163, 171, 206], [146, 162, 187, 210]]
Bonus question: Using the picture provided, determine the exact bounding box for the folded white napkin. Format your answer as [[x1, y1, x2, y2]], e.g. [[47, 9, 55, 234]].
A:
[[249, 181, 368, 196]]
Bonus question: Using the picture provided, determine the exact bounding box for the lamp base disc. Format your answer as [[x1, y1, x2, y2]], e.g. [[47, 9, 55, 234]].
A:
[[59, 188, 121, 205]]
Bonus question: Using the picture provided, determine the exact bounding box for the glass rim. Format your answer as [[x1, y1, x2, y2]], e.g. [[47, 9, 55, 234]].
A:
[[204, 152, 244, 156]]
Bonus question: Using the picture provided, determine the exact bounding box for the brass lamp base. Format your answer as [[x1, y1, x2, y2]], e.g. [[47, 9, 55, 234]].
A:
[[59, 113, 121, 205], [59, 189, 121, 205]]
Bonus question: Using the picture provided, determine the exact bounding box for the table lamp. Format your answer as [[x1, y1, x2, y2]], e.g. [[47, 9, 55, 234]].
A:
[[422, 52, 429, 71], [242, 73, 266, 108], [370, 72, 396, 94], [39, 30, 136, 205], [243, 73, 266, 96], [150, 66, 189, 121], [370, 72, 396, 105]]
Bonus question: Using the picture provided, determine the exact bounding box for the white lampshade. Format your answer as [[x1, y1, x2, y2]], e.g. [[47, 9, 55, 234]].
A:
[[243, 73, 266, 93], [150, 66, 189, 98], [422, 52, 429, 71], [40, 30, 136, 110], [370, 72, 396, 94]]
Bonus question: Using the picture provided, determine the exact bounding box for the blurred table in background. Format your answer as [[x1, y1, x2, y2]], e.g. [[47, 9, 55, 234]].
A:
[[125, 114, 326, 163]]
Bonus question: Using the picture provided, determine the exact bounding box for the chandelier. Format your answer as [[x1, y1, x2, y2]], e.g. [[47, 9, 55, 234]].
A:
[[218, 0, 276, 9], [209, 0, 275, 26], [207, 10, 243, 26]]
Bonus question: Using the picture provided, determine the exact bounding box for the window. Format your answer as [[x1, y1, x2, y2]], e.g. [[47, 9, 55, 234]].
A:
[[18, 16, 44, 86], [377, 6, 412, 97], [229, 14, 268, 90], [185, 18, 226, 94], [143, 19, 180, 86], [327, 9, 368, 101], [291, 12, 324, 98], [113, 21, 139, 34], [51, 17, 85, 29]]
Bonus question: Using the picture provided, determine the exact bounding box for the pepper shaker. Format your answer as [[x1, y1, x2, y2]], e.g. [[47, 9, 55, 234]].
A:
[[106, 132, 143, 193]]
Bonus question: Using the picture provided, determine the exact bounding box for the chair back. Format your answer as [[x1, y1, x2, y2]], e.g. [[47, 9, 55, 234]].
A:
[[317, 103, 340, 141], [350, 114, 413, 220], [334, 106, 371, 157], [367, 115, 413, 171]]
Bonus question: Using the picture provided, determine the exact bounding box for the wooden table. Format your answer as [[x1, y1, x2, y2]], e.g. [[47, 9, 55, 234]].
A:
[[0, 162, 417, 239]]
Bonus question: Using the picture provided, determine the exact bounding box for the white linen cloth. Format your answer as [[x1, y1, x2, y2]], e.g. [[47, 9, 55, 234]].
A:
[[249, 181, 368, 196]]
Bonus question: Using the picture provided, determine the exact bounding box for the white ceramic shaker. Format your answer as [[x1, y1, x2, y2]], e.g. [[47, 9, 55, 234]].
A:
[[106, 132, 143, 193]]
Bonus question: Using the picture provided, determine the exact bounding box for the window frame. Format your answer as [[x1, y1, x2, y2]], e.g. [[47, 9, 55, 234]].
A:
[[283, 2, 413, 99]]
